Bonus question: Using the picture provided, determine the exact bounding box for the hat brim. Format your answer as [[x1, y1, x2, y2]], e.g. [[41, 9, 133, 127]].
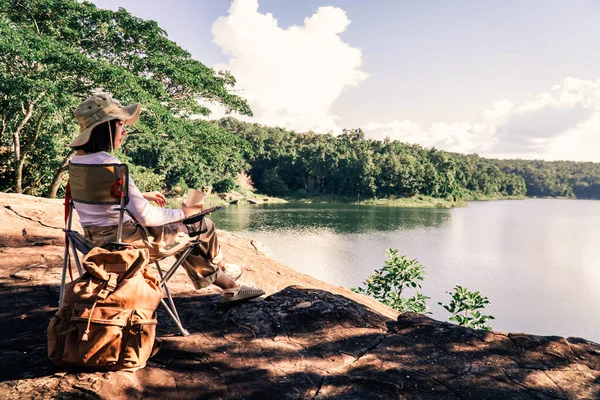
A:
[[69, 103, 141, 148]]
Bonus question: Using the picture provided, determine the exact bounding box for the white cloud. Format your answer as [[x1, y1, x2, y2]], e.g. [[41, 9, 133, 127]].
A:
[[363, 77, 600, 161], [210, 0, 367, 132], [363, 120, 489, 154], [207, 1, 600, 162]]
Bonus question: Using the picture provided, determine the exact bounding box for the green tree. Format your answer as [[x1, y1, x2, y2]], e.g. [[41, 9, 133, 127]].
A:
[[1, 0, 251, 196]]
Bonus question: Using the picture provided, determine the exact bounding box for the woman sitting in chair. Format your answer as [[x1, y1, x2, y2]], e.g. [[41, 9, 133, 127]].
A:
[[69, 93, 264, 303]]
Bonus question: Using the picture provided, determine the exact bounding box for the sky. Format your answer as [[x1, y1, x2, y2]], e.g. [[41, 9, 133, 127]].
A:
[[90, 0, 600, 162]]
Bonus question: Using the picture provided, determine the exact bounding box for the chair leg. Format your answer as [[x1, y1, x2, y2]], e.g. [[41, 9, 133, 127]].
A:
[[162, 246, 194, 283], [160, 298, 190, 336], [59, 240, 70, 308], [155, 260, 182, 325], [70, 241, 84, 276], [155, 260, 189, 336]]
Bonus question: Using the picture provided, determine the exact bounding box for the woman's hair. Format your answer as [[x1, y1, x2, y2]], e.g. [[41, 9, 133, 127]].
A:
[[72, 119, 120, 153]]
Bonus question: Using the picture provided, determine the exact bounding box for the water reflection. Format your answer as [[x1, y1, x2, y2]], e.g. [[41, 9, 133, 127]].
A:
[[211, 203, 451, 234], [211, 200, 600, 343]]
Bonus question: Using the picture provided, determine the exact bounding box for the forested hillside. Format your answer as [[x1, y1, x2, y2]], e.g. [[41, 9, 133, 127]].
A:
[[216, 118, 600, 200], [216, 118, 527, 200]]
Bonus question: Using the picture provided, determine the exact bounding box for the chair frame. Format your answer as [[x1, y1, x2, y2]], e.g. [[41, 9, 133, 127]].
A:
[[60, 162, 203, 337]]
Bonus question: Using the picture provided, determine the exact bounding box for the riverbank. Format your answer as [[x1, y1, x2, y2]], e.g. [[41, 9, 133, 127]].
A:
[[283, 193, 462, 207], [223, 192, 530, 208], [235, 193, 463, 208], [462, 194, 529, 201], [166, 192, 288, 208], [168, 192, 460, 208], [358, 195, 464, 208], [358, 193, 528, 206], [168, 189, 530, 209], [1, 192, 599, 399]]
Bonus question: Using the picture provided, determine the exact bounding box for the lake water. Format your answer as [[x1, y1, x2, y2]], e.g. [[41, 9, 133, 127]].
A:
[[211, 199, 600, 343]]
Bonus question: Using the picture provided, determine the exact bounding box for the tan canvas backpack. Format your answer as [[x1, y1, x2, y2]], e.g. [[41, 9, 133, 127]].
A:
[[48, 247, 163, 371]]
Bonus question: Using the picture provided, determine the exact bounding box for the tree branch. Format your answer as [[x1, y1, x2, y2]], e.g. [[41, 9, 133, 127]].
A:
[[17, 110, 47, 194], [0, 101, 6, 144], [12, 102, 34, 193], [24, 110, 46, 149], [12, 93, 43, 193], [46, 150, 76, 198]]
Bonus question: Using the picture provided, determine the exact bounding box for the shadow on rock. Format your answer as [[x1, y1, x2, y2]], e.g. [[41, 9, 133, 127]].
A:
[[0, 281, 59, 382], [1, 279, 599, 399], [146, 287, 600, 400]]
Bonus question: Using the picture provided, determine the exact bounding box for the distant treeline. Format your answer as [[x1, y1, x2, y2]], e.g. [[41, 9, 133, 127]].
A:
[[490, 159, 600, 198], [216, 118, 600, 200]]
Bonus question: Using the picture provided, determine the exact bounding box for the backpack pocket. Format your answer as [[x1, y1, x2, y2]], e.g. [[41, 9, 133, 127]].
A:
[[62, 305, 130, 367], [121, 309, 158, 369], [47, 306, 72, 364]]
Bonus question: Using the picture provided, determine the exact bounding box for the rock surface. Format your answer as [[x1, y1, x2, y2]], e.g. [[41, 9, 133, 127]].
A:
[[0, 193, 599, 399]]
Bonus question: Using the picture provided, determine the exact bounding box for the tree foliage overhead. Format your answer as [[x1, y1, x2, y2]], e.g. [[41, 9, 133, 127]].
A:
[[0, 0, 251, 196]]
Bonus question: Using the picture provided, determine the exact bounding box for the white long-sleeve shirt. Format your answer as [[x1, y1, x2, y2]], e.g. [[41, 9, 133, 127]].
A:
[[71, 152, 185, 227]]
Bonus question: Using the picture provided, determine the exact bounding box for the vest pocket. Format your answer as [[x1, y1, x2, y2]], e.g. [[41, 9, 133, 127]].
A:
[[62, 305, 130, 366]]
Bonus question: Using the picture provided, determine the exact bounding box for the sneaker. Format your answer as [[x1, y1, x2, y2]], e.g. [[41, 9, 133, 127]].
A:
[[222, 284, 264, 303]]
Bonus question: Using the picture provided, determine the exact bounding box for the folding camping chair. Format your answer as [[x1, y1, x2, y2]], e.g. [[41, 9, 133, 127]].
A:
[[61, 162, 207, 337]]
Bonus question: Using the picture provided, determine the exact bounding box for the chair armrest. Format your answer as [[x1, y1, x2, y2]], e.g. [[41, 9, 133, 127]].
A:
[[182, 206, 222, 237]]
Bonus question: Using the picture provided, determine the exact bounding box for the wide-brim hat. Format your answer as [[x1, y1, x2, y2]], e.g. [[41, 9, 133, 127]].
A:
[[70, 93, 141, 148]]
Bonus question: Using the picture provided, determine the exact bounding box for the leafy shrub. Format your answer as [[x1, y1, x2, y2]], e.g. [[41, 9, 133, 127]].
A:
[[260, 168, 289, 196], [438, 285, 495, 330], [291, 188, 308, 197], [353, 249, 495, 331], [213, 176, 237, 193], [128, 165, 165, 193], [352, 249, 430, 313]]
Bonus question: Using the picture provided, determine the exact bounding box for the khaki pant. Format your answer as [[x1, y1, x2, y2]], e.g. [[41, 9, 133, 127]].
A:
[[83, 219, 223, 289]]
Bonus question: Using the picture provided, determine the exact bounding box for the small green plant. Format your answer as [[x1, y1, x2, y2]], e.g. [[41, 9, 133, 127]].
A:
[[352, 249, 430, 313], [213, 176, 238, 193], [438, 285, 495, 330]]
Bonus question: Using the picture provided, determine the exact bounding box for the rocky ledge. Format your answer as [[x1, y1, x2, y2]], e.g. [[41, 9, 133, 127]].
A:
[[0, 193, 598, 399]]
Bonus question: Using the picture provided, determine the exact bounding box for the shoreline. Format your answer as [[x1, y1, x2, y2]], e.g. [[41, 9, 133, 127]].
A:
[[196, 193, 530, 209], [137, 190, 593, 211]]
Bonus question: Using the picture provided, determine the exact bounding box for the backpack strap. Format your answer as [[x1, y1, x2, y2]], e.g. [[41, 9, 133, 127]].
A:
[[97, 273, 119, 300], [81, 273, 119, 342], [64, 180, 74, 281], [64, 180, 71, 226]]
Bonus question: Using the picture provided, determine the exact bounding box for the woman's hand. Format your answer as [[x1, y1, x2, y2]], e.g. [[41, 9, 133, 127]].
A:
[[142, 191, 167, 207], [181, 202, 204, 218]]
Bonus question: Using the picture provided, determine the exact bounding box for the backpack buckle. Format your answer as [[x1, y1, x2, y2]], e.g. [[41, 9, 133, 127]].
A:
[[97, 273, 119, 300]]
